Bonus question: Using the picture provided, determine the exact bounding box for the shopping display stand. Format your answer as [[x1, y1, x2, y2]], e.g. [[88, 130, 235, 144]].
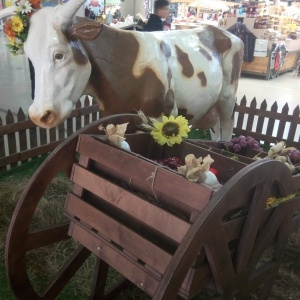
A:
[[5, 114, 300, 299]]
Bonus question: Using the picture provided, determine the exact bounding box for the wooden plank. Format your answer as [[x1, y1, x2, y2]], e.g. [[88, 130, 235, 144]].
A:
[[233, 128, 300, 148], [69, 222, 160, 297], [280, 52, 297, 71], [29, 126, 38, 149], [167, 141, 248, 184], [276, 103, 289, 141], [84, 96, 90, 126], [185, 140, 254, 165], [67, 117, 73, 137], [76, 134, 214, 215], [236, 96, 247, 130], [245, 98, 257, 132], [6, 110, 17, 168], [75, 101, 82, 132], [40, 128, 47, 146], [265, 102, 277, 139], [0, 140, 62, 168], [70, 164, 191, 244], [49, 127, 56, 143], [17, 109, 28, 162], [287, 105, 300, 142], [58, 122, 65, 141], [242, 56, 269, 74], [236, 102, 300, 124], [0, 118, 36, 136], [65, 193, 173, 274], [255, 100, 267, 139]]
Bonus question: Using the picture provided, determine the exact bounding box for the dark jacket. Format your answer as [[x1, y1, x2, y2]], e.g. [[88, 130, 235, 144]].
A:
[[227, 22, 256, 63], [144, 14, 163, 32]]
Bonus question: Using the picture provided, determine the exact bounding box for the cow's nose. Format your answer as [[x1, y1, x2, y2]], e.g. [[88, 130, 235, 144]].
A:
[[40, 110, 56, 126]]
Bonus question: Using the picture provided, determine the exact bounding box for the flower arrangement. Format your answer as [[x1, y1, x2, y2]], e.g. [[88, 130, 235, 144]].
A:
[[138, 112, 190, 147], [4, 0, 42, 55]]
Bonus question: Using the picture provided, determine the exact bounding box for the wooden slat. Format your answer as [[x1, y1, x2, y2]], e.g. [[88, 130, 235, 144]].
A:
[[276, 103, 289, 141], [84, 96, 90, 126], [65, 193, 173, 274], [67, 117, 73, 137], [75, 101, 82, 132], [29, 126, 38, 149], [49, 127, 56, 143], [167, 140, 248, 183], [0, 140, 62, 168], [265, 102, 277, 139], [236, 96, 247, 130], [17, 109, 27, 162], [235, 101, 300, 124], [255, 100, 267, 138], [76, 134, 214, 215], [58, 122, 65, 141], [40, 128, 47, 146], [245, 98, 257, 132], [242, 56, 269, 73], [70, 222, 160, 296], [0, 118, 36, 136], [287, 105, 300, 142], [6, 110, 17, 168], [233, 128, 300, 149], [70, 164, 191, 244]]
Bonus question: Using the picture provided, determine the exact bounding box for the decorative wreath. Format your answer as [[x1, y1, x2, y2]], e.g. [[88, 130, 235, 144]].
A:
[[4, 0, 42, 55]]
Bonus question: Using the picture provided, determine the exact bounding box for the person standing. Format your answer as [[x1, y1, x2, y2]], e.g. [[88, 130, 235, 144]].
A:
[[106, 11, 113, 24], [144, 0, 169, 32], [218, 11, 228, 27]]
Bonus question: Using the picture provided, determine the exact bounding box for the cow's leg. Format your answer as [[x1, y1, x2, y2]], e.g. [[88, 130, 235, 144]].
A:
[[214, 85, 237, 141], [216, 44, 243, 141]]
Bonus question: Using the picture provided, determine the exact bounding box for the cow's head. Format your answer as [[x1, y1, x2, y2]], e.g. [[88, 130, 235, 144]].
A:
[[1, 0, 102, 128]]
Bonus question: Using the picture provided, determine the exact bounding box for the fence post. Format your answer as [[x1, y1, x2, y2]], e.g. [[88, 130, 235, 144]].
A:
[[6, 110, 17, 168], [18, 108, 28, 163]]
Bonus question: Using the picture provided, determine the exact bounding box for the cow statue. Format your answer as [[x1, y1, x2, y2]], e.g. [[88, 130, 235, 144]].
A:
[[0, 0, 244, 140]]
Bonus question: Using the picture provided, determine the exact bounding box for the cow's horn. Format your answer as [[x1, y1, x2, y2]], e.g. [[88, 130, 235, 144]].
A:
[[0, 6, 17, 20], [56, 0, 85, 27]]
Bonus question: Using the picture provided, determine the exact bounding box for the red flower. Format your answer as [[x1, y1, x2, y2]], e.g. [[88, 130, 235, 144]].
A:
[[4, 21, 16, 38]]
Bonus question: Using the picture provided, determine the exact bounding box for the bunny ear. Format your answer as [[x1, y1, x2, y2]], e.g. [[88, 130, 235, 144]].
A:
[[0, 6, 17, 20]]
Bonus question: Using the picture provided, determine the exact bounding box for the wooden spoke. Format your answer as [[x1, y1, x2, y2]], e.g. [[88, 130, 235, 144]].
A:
[[24, 223, 70, 251], [41, 246, 91, 299]]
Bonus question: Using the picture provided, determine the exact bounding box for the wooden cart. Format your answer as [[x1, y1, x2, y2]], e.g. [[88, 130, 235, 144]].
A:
[[5, 114, 300, 300]]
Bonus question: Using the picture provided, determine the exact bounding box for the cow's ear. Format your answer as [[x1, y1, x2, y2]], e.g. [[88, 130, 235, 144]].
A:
[[69, 22, 103, 41]]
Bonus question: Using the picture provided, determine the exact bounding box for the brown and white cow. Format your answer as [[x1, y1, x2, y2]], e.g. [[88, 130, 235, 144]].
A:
[[0, 0, 244, 140]]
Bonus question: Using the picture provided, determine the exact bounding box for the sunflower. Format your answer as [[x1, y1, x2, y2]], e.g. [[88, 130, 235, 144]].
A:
[[11, 16, 24, 33], [151, 115, 190, 147]]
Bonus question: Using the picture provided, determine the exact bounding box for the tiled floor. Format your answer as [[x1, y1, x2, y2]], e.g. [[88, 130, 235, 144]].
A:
[[0, 31, 299, 123]]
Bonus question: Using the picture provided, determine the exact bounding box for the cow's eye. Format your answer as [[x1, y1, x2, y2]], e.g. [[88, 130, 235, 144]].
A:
[[54, 53, 64, 61]]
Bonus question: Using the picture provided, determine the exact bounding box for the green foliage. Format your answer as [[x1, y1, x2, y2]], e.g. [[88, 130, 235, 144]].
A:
[[188, 129, 211, 140]]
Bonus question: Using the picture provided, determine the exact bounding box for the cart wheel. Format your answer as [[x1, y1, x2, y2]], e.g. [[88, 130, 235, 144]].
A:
[[5, 114, 141, 299], [154, 159, 297, 300]]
